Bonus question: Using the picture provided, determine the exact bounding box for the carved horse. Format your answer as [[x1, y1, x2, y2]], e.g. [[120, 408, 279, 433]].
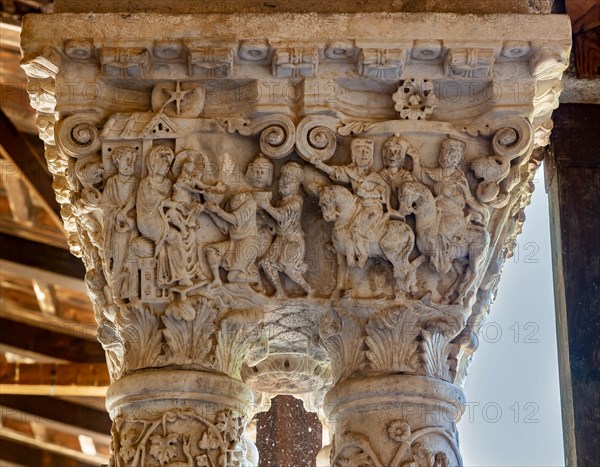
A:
[[319, 185, 416, 298], [398, 181, 489, 304]]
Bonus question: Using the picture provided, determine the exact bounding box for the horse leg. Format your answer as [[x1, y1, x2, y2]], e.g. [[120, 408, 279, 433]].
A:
[[332, 252, 347, 299], [454, 232, 488, 304], [442, 261, 464, 304], [285, 265, 314, 297], [381, 225, 415, 298]]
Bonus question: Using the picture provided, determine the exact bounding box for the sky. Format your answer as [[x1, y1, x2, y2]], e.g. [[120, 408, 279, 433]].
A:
[[458, 163, 565, 466]]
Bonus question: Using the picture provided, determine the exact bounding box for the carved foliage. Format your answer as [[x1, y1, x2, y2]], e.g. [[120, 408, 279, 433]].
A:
[[320, 309, 365, 384], [365, 306, 420, 374], [113, 408, 253, 467], [333, 420, 458, 467], [161, 297, 218, 368]]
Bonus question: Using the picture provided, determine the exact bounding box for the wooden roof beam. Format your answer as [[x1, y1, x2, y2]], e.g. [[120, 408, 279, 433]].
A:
[[0, 233, 86, 280], [0, 362, 109, 396], [0, 108, 62, 225], [0, 318, 105, 362], [0, 395, 111, 436], [0, 430, 107, 466]]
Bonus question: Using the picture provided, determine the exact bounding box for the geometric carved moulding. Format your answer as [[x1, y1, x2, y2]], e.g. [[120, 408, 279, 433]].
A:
[[21, 12, 571, 466]]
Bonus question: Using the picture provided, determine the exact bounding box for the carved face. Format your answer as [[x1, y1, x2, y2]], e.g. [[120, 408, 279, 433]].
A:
[[113, 148, 136, 176], [351, 144, 374, 169], [149, 148, 174, 177], [384, 146, 406, 168], [182, 158, 195, 174], [439, 139, 465, 169], [246, 157, 273, 189], [278, 166, 301, 197]]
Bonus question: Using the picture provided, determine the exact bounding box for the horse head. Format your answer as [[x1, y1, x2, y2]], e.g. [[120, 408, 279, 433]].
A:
[[319, 185, 355, 223], [398, 181, 433, 217]]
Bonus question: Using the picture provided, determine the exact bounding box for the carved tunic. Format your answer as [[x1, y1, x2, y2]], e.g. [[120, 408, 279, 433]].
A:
[[416, 166, 487, 273], [100, 174, 138, 295], [137, 175, 188, 286], [380, 167, 414, 209], [329, 165, 389, 264], [210, 196, 259, 277], [262, 194, 306, 270]]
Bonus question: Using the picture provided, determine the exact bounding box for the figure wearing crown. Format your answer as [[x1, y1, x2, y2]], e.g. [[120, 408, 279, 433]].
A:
[[311, 138, 390, 267]]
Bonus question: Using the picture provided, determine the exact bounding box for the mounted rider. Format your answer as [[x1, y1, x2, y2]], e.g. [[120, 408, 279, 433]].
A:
[[312, 138, 390, 267]]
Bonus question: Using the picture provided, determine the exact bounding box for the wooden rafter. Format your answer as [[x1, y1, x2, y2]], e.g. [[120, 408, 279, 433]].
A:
[[0, 431, 106, 466], [0, 109, 62, 226], [0, 362, 109, 396], [0, 233, 85, 279], [0, 395, 111, 435], [0, 318, 105, 362]]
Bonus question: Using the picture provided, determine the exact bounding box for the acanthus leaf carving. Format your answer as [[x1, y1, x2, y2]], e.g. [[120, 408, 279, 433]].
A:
[[320, 308, 365, 384], [20, 12, 571, 464], [117, 301, 163, 376], [213, 309, 264, 380], [365, 306, 420, 374], [161, 297, 218, 368]]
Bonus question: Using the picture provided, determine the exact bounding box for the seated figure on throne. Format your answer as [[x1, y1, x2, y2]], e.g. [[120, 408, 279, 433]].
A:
[[137, 145, 201, 288], [311, 138, 390, 268]]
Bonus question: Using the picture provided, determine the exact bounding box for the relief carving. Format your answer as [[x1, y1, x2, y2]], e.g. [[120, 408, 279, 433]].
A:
[[113, 407, 257, 467], [332, 420, 459, 467], [20, 11, 571, 464]]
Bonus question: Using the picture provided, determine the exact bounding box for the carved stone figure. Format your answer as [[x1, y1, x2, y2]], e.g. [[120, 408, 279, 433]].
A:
[[257, 161, 313, 299], [204, 192, 260, 286], [137, 145, 195, 287], [319, 184, 416, 298], [312, 138, 390, 268], [399, 179, 489, 303], [100, 146, 139, 298], [75, 156, 104, 252], [20, 10, 571, 466], [379, 134, 417, 211], [245, 154, 276, 262]]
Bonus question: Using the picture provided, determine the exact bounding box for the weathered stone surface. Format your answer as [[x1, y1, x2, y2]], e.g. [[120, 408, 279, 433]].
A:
[[53, 0, 545, 15], [20, 11, 570, 466]]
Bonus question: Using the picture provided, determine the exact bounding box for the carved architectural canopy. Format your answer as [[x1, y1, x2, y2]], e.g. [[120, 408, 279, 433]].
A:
[[21, 11, 571, 466]]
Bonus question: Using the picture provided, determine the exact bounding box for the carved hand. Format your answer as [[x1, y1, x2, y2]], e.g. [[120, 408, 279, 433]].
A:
[[115, 211, 133, 232]]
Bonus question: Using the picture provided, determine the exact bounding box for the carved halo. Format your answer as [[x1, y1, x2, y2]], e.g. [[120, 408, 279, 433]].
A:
[[171, 149, 207, 178]]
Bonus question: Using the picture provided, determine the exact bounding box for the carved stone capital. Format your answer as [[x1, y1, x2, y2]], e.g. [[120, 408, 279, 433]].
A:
[[20, 10, 571, 465]]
